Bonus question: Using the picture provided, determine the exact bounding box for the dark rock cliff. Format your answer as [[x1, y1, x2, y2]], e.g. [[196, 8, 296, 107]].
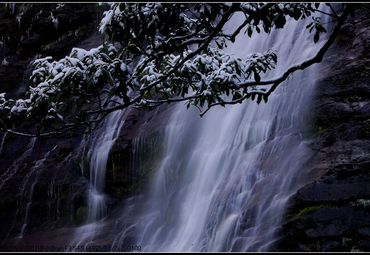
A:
[[0, 3, 171, 244], [0, 3, 104, 240], [276, 4, 370, 252]]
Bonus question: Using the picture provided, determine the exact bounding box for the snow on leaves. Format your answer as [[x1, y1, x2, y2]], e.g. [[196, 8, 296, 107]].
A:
[[135, 48, 277, 108], [2, 44, 125, 122], [0, 3, 340, 136]]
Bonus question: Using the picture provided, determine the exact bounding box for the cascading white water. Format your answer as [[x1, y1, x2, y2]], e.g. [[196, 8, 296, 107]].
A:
[[112, 11, 331, 252], [68, 106, 127, 250], [84, 107, 127, 223]]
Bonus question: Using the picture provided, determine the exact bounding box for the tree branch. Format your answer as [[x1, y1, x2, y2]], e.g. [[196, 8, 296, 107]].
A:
[[2, 4, 351, 137], [138, 3, 239, 95], [236, 5, 350, 89], [200, 94, 248, 116]]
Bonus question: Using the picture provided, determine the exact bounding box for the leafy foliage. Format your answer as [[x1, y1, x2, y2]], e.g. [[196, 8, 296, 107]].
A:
[[0, 3, 350, 136]]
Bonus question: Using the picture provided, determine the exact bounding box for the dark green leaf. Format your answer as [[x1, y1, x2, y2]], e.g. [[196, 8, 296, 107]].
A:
[[235, 63, 241, 76], [247, 26, 252, 37], [254, 72, 261, 83], [313, 32, 319, 43], [257, 94, 262, 104]]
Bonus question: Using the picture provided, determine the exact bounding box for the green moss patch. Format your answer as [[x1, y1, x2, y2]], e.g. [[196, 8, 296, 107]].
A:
[[75, 206, 87, 225], [296, 204, 335, 219]]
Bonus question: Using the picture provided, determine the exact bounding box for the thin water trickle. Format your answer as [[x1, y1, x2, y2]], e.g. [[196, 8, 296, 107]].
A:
[[19, 146, 58, 238], [84, 108, 126, 223], [0, 137, 37, 191], [0, 131, 7, 155], [69, 106, 126, 249]]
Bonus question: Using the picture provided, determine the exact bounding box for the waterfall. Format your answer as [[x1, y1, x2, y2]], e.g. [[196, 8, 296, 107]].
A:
[[111, 11, 331, 252], [68, 105, 127, 250], [84, 108, 126, 222]]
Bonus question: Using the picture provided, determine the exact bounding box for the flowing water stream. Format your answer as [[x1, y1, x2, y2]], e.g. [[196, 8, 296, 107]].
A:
[[68, 105, 127, 250], [84, 108, 127, 223]]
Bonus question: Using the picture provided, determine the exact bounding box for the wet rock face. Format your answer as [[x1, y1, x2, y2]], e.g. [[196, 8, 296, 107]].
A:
[[276, 5, 370, 252], [0, 3, 103, 98], [105, 106, 171, 200], [0, 3, 103, 240], [0, 3, 172, 243], [0, 136, 88, 239]]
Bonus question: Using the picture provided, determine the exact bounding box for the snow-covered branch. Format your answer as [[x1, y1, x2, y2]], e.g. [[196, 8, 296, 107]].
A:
[[0, 3, 351, 137]]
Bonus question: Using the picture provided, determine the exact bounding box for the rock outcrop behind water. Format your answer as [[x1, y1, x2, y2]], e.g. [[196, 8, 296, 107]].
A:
[[277, 4, 370, 252], [0, 3, 171, 244]]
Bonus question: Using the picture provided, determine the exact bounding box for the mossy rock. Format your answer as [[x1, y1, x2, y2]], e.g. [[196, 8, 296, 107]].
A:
[[296, 204, 336, 219], [75, 206, 87, 225], [315, 125, 330, 137]]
